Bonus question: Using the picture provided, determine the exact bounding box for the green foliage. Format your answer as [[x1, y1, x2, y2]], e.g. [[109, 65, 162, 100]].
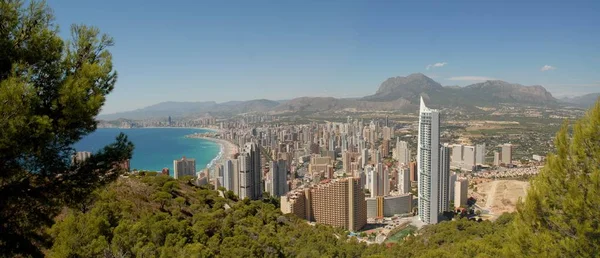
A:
[[49, 176, 383, 257], [509, 99, 600, 257], [0, 1, 132, 256]]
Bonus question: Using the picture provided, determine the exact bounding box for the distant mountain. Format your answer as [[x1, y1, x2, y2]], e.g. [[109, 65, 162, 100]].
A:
[[455, 80, 557, 105], [98, 99, 279, 120], [362, 73, 556, 106], [362, 73, 443, 102], [98, 101, 218, 120], [98, 74, 563, 120], [271, 97, 413, 113], [560, 93, 600, 108]]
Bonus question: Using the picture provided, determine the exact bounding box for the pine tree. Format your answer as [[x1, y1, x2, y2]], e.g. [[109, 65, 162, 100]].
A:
[[0, 1, 133, 256], [509, 98, 600, 257]]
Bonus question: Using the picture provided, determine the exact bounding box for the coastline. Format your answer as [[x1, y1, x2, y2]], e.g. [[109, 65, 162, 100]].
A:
[[197, 137, 237, 171], [126, 126, 221, 133]]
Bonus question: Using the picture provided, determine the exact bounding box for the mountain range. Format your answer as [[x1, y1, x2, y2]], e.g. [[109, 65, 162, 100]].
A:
[[98, 73, 595, 120], [560, 93, 600, 108]]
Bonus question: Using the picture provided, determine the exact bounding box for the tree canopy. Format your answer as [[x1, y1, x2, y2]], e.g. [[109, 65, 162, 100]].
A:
[[0, 1, 133, 256]]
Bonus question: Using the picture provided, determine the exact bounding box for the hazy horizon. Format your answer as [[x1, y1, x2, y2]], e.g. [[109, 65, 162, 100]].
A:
[[47, 0, 600, 114]]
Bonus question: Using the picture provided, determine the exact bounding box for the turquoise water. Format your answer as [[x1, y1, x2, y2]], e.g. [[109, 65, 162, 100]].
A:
[[74, 128, 220, 175]]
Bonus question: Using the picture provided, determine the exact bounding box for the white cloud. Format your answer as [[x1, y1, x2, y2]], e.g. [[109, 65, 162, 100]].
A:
[[425, 62, 447, 70], [540, 65, 557, 72], [447, 76, 496, 82]]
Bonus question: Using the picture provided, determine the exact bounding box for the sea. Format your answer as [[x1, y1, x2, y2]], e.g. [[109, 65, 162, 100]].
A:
[[74, 128, 220, 175]]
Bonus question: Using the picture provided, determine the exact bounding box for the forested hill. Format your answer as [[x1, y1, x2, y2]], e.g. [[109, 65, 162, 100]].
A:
[[48, 174, 385, 257], [47, 173, 516, 257]]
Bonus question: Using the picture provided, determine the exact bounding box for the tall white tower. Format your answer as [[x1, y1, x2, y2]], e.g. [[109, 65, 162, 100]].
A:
[[417, 97, 449, 224]]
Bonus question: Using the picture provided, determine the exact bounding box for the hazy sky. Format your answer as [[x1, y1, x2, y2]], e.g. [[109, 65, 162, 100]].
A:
[[47, 0, 600, 114]]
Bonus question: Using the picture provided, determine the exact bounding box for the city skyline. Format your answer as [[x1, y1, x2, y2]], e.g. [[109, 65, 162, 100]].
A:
[[47, 0, 600, 114]]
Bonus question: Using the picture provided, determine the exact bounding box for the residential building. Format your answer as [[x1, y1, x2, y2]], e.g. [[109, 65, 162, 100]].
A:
[[238, 142, 262, 200], [398, 166, 411, 194], [475, 143, 486, 165], [223, 159, 234, 191], [454, 179, 468, 208], [173, 156, 196, 179], [395, 140, 410, 166], [409, 161, 418, 182], [281, 178, 367, 231], [501, 144, 513, 165], [494, 151, 502, 166], [266, 159, 288, 197]]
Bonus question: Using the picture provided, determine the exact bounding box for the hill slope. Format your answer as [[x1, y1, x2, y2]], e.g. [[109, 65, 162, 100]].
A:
[[560, 93, 600, 107], [362, 73, 444, 102], [98, 99, 280, 120]]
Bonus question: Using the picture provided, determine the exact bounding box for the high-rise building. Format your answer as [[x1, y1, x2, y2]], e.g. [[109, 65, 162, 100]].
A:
[[451, 145, 463, 167], [439, 146, 451, 213], [398, 166, 410, 194], [173, 156, 196, 179], [342, 151, 352, 175], [382, 126, 393, 141], [501, 144, 513, 165], [475, 143, 486, 165], [360, 148, 369, 168], [374, 150, 382, 164], [266, 159, 288, 197], [73, 151, 91, 163], [223, 159, 234, 191], [493, 151, 502, 166], [462, 146, 476, 171], [396, 140, 410, 165], [310, 178, 367, 231], [450, 144, 475, 171], [417, 97, 450, 224], [454, 179, 468, 208], [238, 142, 262, 200], [449, 172, 457, 206], [409, 161, 418, 182], [381, 139, 390, 157]]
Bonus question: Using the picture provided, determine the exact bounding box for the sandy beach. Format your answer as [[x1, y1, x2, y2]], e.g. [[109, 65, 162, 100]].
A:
[[198, 137, 238, 170]]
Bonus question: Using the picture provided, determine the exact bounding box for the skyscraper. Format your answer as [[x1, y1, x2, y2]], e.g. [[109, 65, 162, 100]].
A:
[[475, 143, 486, 165], [396, 140, 410, 165], [462, 146, 476, 171], [398, 166, 410, 194], [494, 151, 502, 166], [501, 144, 513, 165], [342, 151, 352, 175], [266, 159, 288, 197], [439, 146, 451, 213], [417, 97, 450, 224], [454, 179, 468, 208], [223, 159, 234, 191], [238, 142, 262, 200], [360, 148, 369, 168], [173, 156, 196, 179], [409, 161, 418, 182]]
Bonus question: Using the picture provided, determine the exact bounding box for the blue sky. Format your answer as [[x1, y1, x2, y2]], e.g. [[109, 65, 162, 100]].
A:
[[47, 0, 600, 114]]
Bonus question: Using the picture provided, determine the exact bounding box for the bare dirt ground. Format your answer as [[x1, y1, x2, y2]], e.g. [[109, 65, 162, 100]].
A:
[[470, 179, 530, 215]]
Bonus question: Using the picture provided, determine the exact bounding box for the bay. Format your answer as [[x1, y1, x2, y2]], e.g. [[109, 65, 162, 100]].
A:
[[74, 128, 219, 175]]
